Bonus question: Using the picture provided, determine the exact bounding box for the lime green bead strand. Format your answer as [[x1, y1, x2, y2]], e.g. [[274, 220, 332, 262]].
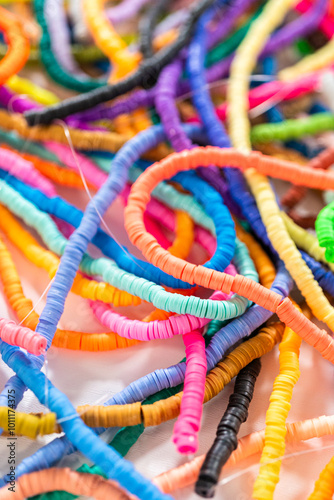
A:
[[316, 201, 334, 263], [251, 113, 334, 144]]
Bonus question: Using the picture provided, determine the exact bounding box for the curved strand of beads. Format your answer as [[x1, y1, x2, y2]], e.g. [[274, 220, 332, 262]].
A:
[[0, 7, 30, 85], [295, 0, 334, 39], [45, 136, 236, 274], [43, 0, 106, 86], [279, 37, 334, 82], [282, 212, 334, 273], [82, 0, 140, 80], [0, 175, 252, 321], [124, 146, 334, 358], [0, 318, 46, 355], [91, 191, 240, 345], [315, 201, 334, 262], [6, 74, 59, 105], [307, 455, 334, 500], [0, 167, 196, 290], [252, 302, 307, 500], [0, 230, 139, 352], [45, 141, 108, 190], [91, 290, 234, 341], [0, 204, 139, 307], [96, 262, 288, 411], [90, 236, 253, 341], [0, 468, 131, 500], [33, 0, 105, 92], [0, 188, 252, 321], [2, 147, 92, 189]]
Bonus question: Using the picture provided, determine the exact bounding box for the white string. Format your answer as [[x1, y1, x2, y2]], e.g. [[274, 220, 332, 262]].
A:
[[56, 390, 117, 424], [176, 73, 315, 119], [249, 83, 313, 119], [217, 441, 334, 488], [175, 74, 275, 103], [55, 119, 128, 242], [54, 119, 159, 275], [249, 85, 293, 118], [18, 278, 54, 327]]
